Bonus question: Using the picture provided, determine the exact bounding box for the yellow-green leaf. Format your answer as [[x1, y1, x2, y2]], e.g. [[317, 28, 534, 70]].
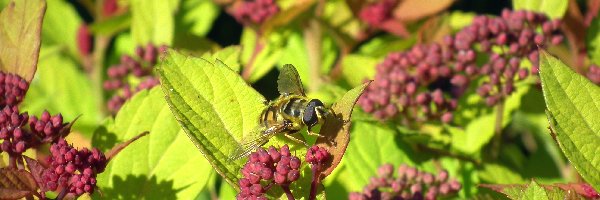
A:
[[0, 0, 46, 81], [539, 51, 600, 191]]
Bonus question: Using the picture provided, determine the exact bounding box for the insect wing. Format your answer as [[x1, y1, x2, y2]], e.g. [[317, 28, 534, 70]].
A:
[[227, 125, 283, 161], [277, 64, 306, 96]]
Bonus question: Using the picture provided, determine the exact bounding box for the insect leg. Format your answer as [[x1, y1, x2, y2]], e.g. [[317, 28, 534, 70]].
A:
[[284, 133, 309, 147]]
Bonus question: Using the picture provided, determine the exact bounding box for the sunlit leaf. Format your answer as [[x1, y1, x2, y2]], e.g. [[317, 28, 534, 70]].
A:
[[201, 46, 241, 72], [539, 51, 600, 191], [343, 121, 426, 188], [175, 0, 218, 37], [240, 28, 285, 82], [341, 55, 377, 87], [92, 88, 213, 199], [316, 82, 369, 176], [481, 181, 597, 199], [90, 13, 132, 36], [278, 31, 338, 90], [157, 49, 266, 188], [131, 0, 179, 45], [21, 48, 100, 135], [41, 0, 80, 57], [512, 0, 567, 19], [0, 0, 46, 81], [586, 13, 600, 65]]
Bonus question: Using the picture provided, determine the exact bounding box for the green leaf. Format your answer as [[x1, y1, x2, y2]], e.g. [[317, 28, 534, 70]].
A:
[[586, 14, 600, 65], [341, 54, 377, 87], [0, 0, 46, 81], [174, 0, 218, 37], [241, 28, 285, 82], [157, 49, 266, 188], [482, 182, 597, 199], [450, 85, 529, 155], [322, 0, 361, 41], [131, 0, 179, 45], [477, 163, 525, 184], [219, 182, 237, 200], [344, 121, 429, 188], [522, 181, 549, 200], [357, 35, 415, 58], [21, 48, 100, 135], [92, 88, 213, 199], [278, 31, 338, 89], [158, 52, 329, 199], [201, 46, 241, 73], [0, 0, 8, 9], [512, 0, 567, 19], [41, 0, 80, 57], [539, 51, 600, 191], [449, 11, 475, 31], [90, 13, 132, 36]]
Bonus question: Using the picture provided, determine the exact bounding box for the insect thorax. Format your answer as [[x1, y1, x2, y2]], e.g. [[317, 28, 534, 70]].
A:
[[259, 95, 308, 132]]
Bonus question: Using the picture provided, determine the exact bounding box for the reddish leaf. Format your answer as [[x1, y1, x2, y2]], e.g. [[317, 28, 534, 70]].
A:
[[315, 81, 370, 177], [0, 168, 38, 199], [23, 156, 47, 189], [554, 183, 600, 199], [480, 182, 599, 199], [379, 20, 409, 37], [105, 131, 149, 160], [392, 0, 453, 22], [0, 0, 46, 82]]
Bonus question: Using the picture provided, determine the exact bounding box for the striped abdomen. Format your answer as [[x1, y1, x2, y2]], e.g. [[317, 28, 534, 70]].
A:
[[260, 96, 307, 132]]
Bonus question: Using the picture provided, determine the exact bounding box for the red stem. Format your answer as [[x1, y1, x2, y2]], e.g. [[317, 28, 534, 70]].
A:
[[281, 184, 295, 200], [309, 166, 320, 200], [242, 30, 265, 80], [9, 155, 16, 168], [55, 188, 68, 200]]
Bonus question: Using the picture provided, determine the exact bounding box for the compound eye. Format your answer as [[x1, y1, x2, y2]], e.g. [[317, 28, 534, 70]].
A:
[[303, 99, 324, 128], [308, 99, 324, 107], [302, 105, 318, 128]]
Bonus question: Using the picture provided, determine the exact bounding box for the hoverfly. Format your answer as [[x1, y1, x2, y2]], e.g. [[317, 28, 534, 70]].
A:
[[228, 64, 330, 161]]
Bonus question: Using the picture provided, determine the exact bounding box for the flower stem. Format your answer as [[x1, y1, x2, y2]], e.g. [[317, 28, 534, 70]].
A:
[[9, 155, 16, 168], [309, 166, 320, 200], [304, 19, 323, 92], [56, 188, 68, 200], [492, 99, 505, 158], [281, 184, 295, 200], [242, 30, 265, 81]]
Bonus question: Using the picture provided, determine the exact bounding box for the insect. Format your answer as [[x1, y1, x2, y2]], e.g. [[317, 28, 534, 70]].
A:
[[228, 64, 330, 161]]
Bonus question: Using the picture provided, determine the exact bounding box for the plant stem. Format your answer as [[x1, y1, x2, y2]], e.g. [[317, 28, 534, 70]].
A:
[[92, 36, 109, 116], [9, 155, 16, 168], [492, 99, 505, 158], [304, 19, 323, 92], [281, 184, 295, 200], [56, 188, 68, 200], [242, 30, 264, 81], [309, 166, 320, 200]]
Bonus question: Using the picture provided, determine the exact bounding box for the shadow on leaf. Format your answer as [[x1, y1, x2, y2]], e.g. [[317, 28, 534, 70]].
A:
[[97, 175, 180, 200], [91, 125, 118, 153]]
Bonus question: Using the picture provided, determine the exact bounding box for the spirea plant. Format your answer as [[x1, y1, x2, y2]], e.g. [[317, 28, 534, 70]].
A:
[[1, 0, 600, 199]]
